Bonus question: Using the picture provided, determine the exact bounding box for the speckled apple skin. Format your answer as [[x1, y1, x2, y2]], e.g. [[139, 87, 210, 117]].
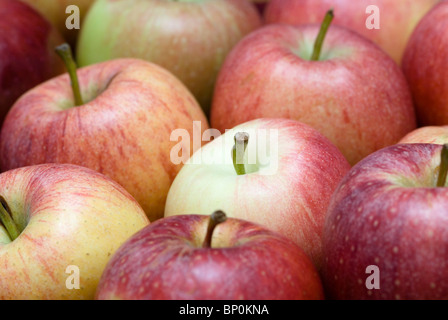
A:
[[322, 143, 448, 300], [0, 164, 149, 300], [210, 24, 416, 165], [399, 126, 448, 145], [0, 0, 65, 125], [95, 214, 325, 300], [0, 58, 209, 222]]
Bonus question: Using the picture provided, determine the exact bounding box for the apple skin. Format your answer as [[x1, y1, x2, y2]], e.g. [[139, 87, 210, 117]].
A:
[[399, 126, 448, 145], [0, 163, 149, 300], [210, 24, 416, 165], [95, 214, 325, 300], [76, 0, 262, 114], [321, 143, 448, 300], [0, 58, 209, 222], [19, 0, 95, 48], [0, 0, 65, 125], [164, 118, 351, 269], [402, 1, 448, 126], [264, 0, 440, 65]]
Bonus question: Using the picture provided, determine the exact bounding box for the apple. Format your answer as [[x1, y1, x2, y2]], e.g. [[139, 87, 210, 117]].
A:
[[19, 0, 95, 49], [210, 11, 417, 165], [399, 126, 448, 145], [0, 163, 149, 300], [76, 0, 262, 115], [0, 45, 209, 222], [95, 211, 325, 300], [402, 1, 448, 126], [263, 0, 440, 65], [0, 0, 65, 125], [164, 118, 351, 270], [321, 143, 448, 299]]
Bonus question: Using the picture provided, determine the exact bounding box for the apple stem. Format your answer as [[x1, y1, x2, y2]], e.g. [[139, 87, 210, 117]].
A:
[[437, 144, 448, 187], [232, 132, 250, 176], [310, 9, 334, 61], [202, 211, 228, 248], [0, 196, 20, 241], [55, 43, 84, 106]]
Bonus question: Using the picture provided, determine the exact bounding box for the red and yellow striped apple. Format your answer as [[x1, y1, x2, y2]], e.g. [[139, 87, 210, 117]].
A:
[[0, 164, 149, 300], [399, 126, 448, 145], [402, 1, 448, 126], [0, 53, 209, 222]]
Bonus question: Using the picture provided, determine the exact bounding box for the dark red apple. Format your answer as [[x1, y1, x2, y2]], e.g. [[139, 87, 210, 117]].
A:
[[0, 0, 65, 125], [322, 143, 448, 299], [95, 212, 325, 300], [0, 49, 209, 222], [210, 15, 416, 165]]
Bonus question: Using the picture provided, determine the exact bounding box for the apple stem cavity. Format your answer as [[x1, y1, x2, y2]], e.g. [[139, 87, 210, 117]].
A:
[[437, 144, 448, 187], [0, 196, 20, 241], [311, 9, 334, 61], [202, 210, 228, 248], [232, 132, 250, 176], [55, 43, 84, 106]]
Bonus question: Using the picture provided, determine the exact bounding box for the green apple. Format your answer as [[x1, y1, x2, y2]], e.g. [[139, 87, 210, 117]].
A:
[[76, 0, 262, 114]]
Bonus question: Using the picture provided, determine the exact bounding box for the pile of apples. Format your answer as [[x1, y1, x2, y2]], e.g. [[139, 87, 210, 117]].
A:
[[0, 0, 447, 301]]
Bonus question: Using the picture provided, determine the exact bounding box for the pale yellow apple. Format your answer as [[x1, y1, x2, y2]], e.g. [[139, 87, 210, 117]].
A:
[[0, 164, 149, 300]]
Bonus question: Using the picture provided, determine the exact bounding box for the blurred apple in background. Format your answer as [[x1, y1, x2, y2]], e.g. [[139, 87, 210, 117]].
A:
[[0, 0, 65, 125], [0, 164, 149, 300], [264, 0, 440, 65], [19, 0, 95, 49], [210, 12, 416, 165], [165, 118, 351, 269], [322, 143, 448, 299], [96, 212, 325, 300], [402, 1, 448, 126], [399, 126, 448, 145], [0, 48, 209, 222], [250, 0, 270, 14], [76, 0, 262, 115]]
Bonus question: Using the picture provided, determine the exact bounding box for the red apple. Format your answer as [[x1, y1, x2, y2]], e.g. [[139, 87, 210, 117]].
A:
[[264, 0, 440, 64], [0, 163, 149, 300], [210, 16, 416, 165], [0, 0, 65, 125], [0, 52, 209, 222], [76, 0, 262, 114], [95, 212, 325, 300], [402, 1, 448, 126], [164, 118, 351, 270], [399, 126, 448, 145], [322, 143, 448, 299]]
